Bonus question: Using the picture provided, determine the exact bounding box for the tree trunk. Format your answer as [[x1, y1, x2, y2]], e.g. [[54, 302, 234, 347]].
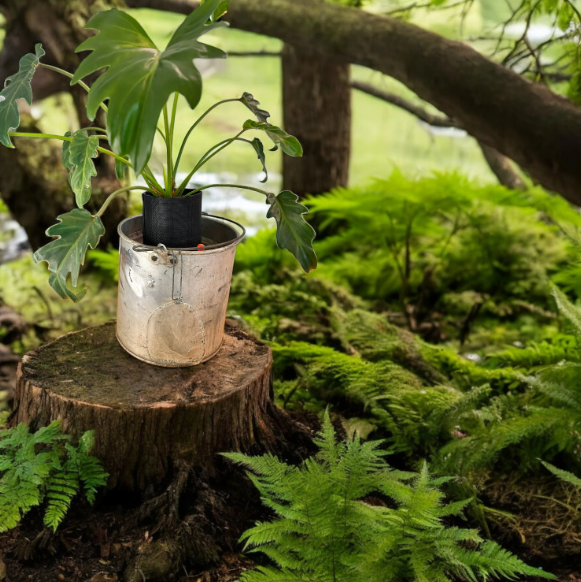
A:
[[282, 45, 351, 196], [13, 321, 276, 492], [130, 0, 581, 207], [0, 0, 126, 250]]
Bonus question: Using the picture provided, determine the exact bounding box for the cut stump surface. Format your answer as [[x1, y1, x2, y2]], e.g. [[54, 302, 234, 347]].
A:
[[13, 321, 273, 491]]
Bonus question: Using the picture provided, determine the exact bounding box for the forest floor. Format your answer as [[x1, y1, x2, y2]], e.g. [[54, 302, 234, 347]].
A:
[[3, 171, 581, 580], [1, 464, 580, 582], [0, 406, 321, 582]]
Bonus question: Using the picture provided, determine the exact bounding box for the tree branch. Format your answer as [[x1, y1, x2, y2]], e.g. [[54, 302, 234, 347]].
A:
[[228, 50, 281, 57], [127, 0, 581, 204], [478, 143, 526, 190], [352, 80, 454, 127], [353, 81, 527, 190]]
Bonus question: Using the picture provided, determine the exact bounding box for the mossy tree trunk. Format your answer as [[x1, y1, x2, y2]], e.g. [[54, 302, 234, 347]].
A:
[[0, 0, 127, 250], [281, 44, 351, 197]]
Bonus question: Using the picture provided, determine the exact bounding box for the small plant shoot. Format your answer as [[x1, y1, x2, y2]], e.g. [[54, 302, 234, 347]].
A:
[[0, 0, 317, 302]]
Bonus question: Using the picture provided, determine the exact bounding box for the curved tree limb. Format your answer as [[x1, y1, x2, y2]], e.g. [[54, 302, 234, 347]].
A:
[[352, 81, 526, 190], [352, 80, 454, 127], [128, 0, 581, 206], [478, 143, 526, 190]]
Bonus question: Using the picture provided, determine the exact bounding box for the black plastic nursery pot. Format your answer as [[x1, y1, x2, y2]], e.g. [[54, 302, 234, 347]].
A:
[[142, 189, 202, 248]]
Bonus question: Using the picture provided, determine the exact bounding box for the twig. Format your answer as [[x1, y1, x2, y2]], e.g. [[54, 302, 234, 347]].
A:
[[228, 50, 281, 57], [351, 81, 455, 127]]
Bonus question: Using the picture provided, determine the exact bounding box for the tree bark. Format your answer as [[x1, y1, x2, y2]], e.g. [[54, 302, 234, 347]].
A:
[[478, 143, 526, 190], [13, 321, 276, 491], [129, 0, 581, 207], [352, 81, 526, 190], [281, 45, 351, 196], [0, 0, 126, 250]]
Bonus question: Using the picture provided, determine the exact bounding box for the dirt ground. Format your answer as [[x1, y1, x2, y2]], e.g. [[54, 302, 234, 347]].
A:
[[1, 413, 581, 581]]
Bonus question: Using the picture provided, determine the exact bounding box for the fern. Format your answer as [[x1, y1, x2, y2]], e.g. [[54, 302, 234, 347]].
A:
[[540, 460, 581, 488], [551, 285, 581, 336], [0, 422, 108, 532], [44, 467, 79, 531], [87, 246, 119, 282], [306, 171, 580, 347], [227, 412, 553, 582]]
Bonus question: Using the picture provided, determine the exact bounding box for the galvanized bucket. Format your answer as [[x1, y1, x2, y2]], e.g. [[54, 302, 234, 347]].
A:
[[116, 213, 245, 367]]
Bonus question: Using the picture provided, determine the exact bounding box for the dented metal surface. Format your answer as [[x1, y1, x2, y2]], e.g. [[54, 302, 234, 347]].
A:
[[116, 214, 244, 368]]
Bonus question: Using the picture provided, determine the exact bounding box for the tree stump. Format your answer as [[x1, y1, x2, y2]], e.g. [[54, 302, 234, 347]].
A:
[[12, 321, 274, 491]]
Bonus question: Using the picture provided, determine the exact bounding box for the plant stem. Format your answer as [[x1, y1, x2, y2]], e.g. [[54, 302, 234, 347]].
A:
[[141, 166, 164, 194], [96, 186, 145, 218], [9, 132, 71, 142], [174, 98, 241, 174], [163, 104, 172, 196], [96, 147, 131, 166], [176, 130, 246, 195], [170, 92, 178, 148], [197, 137, 254, 168], [9, 133, 133, 171], [195, 131, 245, 169], [168, 93, 179, 192], [39, 63, 108, 113], [192, 183, 270, 196]]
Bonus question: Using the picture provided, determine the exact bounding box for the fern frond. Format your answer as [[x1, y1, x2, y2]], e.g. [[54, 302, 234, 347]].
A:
[[456, 541, 555, 580], [0, 423, 107, 532], [44, 469, 79, 531], [540, 460, 581, 488], [231, 424, 547, 582], [552, 285, 581, 337]]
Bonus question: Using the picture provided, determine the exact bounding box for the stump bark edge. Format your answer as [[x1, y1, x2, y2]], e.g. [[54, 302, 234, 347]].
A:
[[13, 321, 274, 491]]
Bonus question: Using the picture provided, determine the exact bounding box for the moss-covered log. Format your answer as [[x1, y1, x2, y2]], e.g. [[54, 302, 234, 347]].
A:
[[12, 321, 275, 491]]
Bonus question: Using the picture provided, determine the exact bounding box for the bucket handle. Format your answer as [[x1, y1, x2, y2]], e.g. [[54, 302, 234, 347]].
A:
[[131, 212, 246, 253]]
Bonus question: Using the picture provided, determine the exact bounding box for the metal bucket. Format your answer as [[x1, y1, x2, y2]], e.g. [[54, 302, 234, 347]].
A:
[[116, 213, 245, 367]]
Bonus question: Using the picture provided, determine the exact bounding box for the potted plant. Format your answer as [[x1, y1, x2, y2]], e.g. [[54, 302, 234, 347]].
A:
[[0, 0, 317, 366]]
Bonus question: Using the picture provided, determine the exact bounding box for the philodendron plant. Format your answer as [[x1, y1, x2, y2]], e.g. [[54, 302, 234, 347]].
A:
[[0, 0, 316, 302]]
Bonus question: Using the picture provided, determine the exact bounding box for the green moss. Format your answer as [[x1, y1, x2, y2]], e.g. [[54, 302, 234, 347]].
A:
[[229, 270, 364, 345], [331, 307, 524, 392], [0, 254, 117, 353], [308, 173, 581, 349], [272, 341, 460, 451]]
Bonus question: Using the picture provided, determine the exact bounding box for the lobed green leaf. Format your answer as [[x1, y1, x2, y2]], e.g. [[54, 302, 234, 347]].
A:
[[67, 130, 99, 207], [201, 0, 231, 22], [33, 208, 105, 302], [266, 191, 317, 272], [241, 92, 270, 123], [250, 137, 268, 183], [72, 3, 227, 174], [0, 44, 45, 148], [243, 120, 302, 157]]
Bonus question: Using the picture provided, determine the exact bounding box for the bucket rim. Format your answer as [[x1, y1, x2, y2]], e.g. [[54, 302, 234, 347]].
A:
[[117, 213, 245, 255]]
